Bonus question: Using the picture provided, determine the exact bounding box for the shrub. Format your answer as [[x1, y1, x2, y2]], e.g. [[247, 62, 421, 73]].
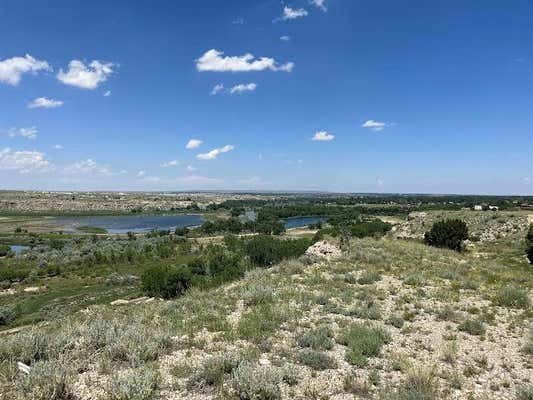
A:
[[232, 362, 282, 400], [188, 353, 242, 388], [384, 369, 438, 400], [297, 326, 334, 350], [0, 306, 16, 326], [458, 319, 485, 336], [16, 360, 74, 400], [424, 219, 468, 251], [245, 235, 311, 267], [357, 270, 381, 285], [141, 265, 191, 298], [522, 328, 533, 355], [518, 386, 533, 400], [350, 219, 392, 238], [298, 349, 336, 370], [493, 285, 530, 309], [106, 367, 159, 400], [0, 244, 11, 257], [340, 324, 390, 367]]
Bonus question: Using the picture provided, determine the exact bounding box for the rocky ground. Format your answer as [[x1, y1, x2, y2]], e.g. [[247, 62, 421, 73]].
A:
[[1, 235, 531, 400]]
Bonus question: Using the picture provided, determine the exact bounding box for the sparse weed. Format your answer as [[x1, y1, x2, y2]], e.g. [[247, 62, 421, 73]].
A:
[[106, 366, 159, 400], [298, 349, 336, 370], [297, 326, 334, 350]]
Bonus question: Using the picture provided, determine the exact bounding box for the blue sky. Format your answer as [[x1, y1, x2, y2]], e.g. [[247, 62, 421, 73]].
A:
[[1, 0, 532, 194]]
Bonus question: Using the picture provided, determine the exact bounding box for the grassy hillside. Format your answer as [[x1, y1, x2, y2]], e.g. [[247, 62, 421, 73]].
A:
[[1, 235, 531, 400]]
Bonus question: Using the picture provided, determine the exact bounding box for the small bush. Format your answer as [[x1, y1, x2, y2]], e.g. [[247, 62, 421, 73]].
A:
[[424, 219, 468, 251], [522, 328, 533, 355], [458, 319, 485, 336], [340, 324, 390, 367], [298, 349, 336, 370], [357, 271, 381, 285], [16, 360, 74, 400], [494, 285, 530, 309], [106, 367, 159, 400], [0, 306, 16, 326], [297, 326, 334, 350], [387, 316, 405, 329], [232, 361, 282, 400], [384, 369, 438, 400], [518, 386, 533, 400], [241, 284, 274, 306], [0, 244, 11, 257], [188, 353, 242, 388]]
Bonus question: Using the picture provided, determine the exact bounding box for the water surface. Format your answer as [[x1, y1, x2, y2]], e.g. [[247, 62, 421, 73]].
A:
[[53, 214, 205, 234], [284, 216, 327, 229]]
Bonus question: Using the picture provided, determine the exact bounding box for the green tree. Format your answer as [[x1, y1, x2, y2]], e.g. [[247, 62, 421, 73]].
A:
[[424, 219, 469, 252]]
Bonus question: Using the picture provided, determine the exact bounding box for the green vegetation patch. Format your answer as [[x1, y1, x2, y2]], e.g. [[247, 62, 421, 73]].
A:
[[339, 324, 391, 367]]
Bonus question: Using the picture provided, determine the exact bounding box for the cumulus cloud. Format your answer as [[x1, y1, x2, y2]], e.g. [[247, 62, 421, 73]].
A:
[[103, 90, 112, 97], [186, 139, 203, 149], [361, 120, 390, 132], [197, 144, 235, 160], [57, 60, 115, 89], [211, 84, 224, 95], [8, 127, 38, 140], [137, 170, 146, 177], [237, 176, 265, 186], [186, 165, 196, 172], [64, 159, 113, 175], [282, 7, 308, 20], [196, 49, 294, 72], [229, 83, 257, 94], [28, 97, 63, 109], [0, 54, 51, 86], [161, 160, 180, 168], [0, 148, 53, 174], [280, 35, 291, 41], [310, 0, 327, 12], [52, 144, 63, 150], [311, 131, 334, 141]]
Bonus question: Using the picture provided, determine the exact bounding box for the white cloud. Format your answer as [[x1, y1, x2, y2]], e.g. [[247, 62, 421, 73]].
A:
[[282, 7, 308, 20], [232, 17, 244, 25], [64, 159, 113, 175], [361, 120, 390, 132], [280, 35, 291, 42], [311, 131, 334, 141], [8, 127, 38, 140], [28, 97, 63, 109], [196, 49, 294, 72], [52, 144, 63, 150], [161, 160, 180, 168], [103, 90, 112, 97], [310, 0, 327, 12], [197, 144, 235, 160], [210, 84, 224, 95], [186, 165, 197, 172], [137, 170, 146, 177], [0, 148, 53, 174], [0, 54, 51, 86], [524, 177, 531, 185], [57, 60, 115, 89], [229, 83, 257, 94], [186, 139, 203, 149]]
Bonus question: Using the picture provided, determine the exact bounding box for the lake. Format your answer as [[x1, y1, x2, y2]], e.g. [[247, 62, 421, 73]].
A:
[[284, 216, 327, 229], [10, 245, 29, 254], [53, 214, 205, 234]]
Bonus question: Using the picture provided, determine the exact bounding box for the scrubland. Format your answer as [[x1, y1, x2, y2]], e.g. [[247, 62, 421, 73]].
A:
[[1, 217, 531, 399]]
